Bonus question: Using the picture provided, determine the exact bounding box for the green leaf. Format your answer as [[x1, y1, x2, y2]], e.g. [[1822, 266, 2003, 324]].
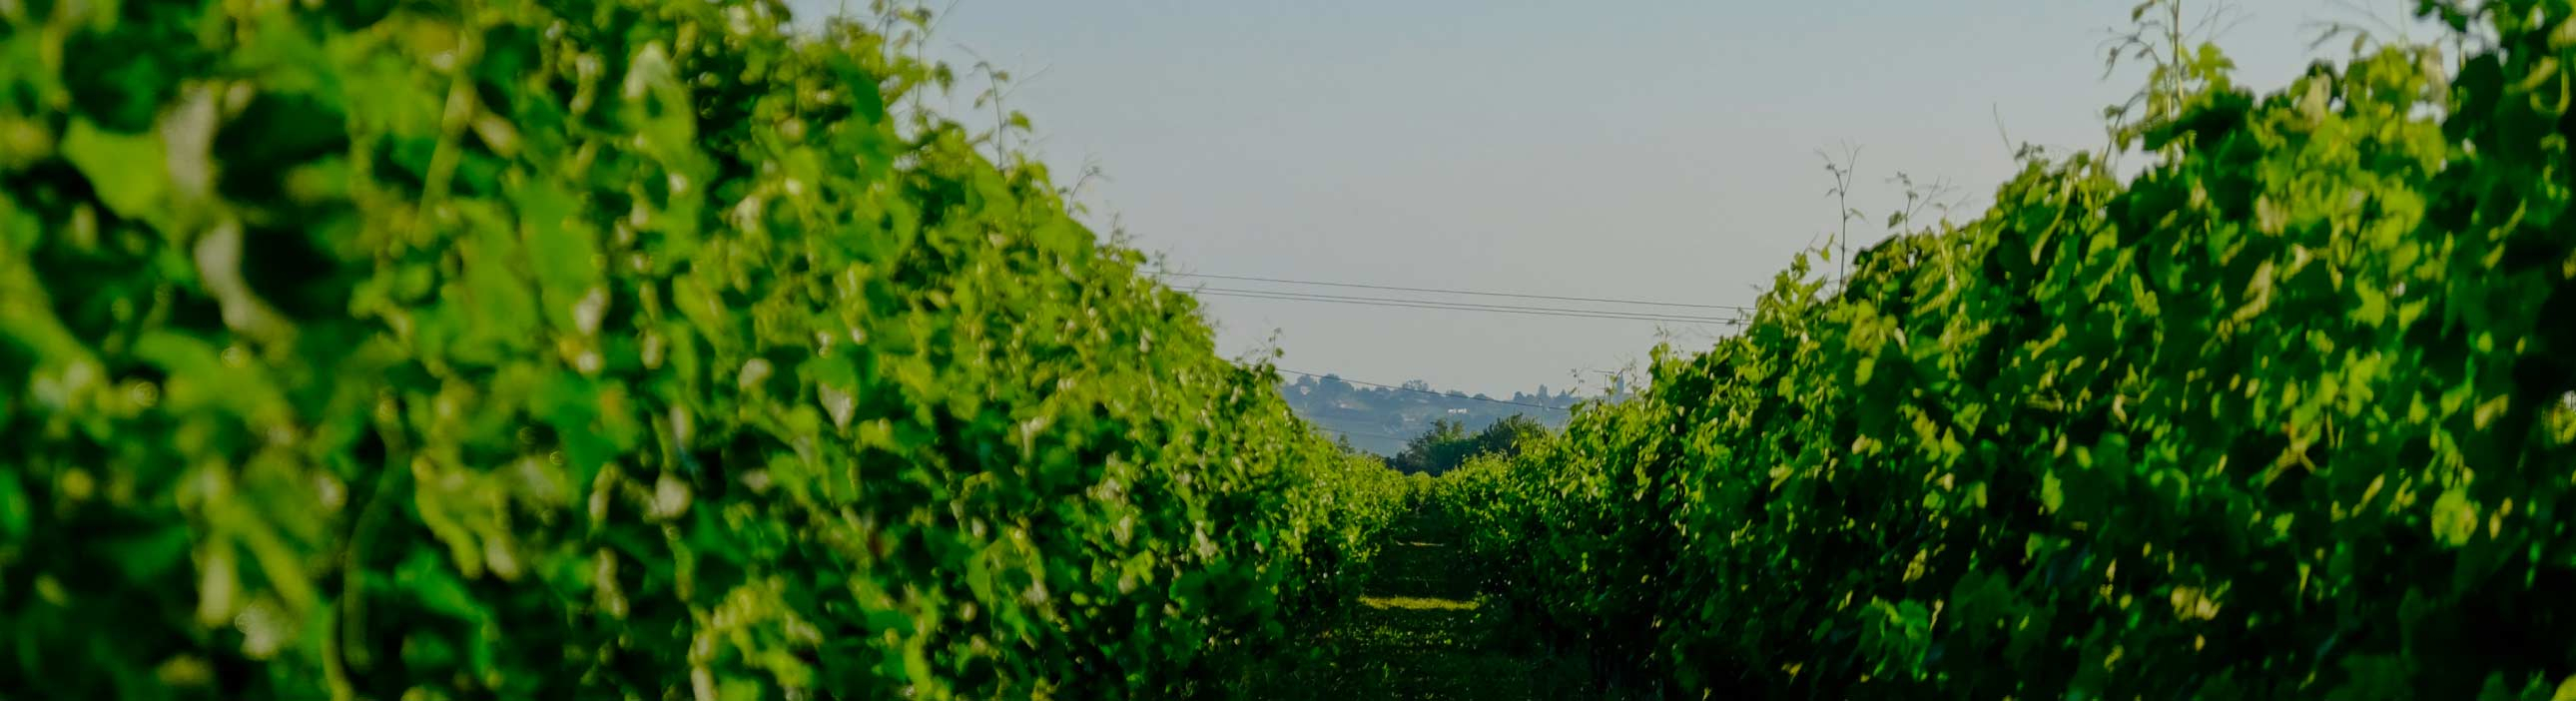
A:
[[0, 475, 27, 543], [2041, 470, 2065, 514], [105, 525, 196, 580], [61, 119, 169, 219], [2431, 489, 2478, 547], [396, 550, 489, 623]]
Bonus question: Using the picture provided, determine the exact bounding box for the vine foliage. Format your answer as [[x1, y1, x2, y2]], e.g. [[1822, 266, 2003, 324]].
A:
[[0, 1, 1408, 699], [1440, 2, 2576, 697]]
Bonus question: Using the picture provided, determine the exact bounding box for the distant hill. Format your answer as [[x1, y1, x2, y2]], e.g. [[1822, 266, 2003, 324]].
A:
[[1277, 373, 1599, 455]]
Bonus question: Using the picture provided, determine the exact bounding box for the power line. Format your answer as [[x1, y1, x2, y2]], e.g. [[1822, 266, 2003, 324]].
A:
[[1308, 424, 1412, 441], [1152, 271, 1755, 312], [1191, 287, 1739, 323], [1274, 367, 1572, 411], [1197, 290, 1745, 325]]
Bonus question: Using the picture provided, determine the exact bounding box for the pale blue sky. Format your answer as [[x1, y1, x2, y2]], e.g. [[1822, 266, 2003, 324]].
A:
[[788, 0, 2434, 397]]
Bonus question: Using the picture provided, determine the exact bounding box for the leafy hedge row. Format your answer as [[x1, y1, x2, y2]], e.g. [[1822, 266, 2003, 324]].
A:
[[0, 0, 1408, 698], [1439, 2, 2576, 698]]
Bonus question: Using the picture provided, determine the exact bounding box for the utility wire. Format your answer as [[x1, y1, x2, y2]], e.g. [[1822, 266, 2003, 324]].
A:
[[1190, 287, 1738, 323], [1308, 424, 1412, 441], [1198, 290, 1745, 326], [1273, 367, 1572, 411], [1151, 271, 1756, 312]]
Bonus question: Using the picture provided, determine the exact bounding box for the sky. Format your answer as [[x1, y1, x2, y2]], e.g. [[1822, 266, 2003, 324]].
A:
[[786, 0, 2442, 398]]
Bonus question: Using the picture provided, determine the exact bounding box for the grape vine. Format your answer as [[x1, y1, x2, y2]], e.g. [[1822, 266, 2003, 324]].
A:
[[1439, 1, 2576, 697], [0, 1, 1408, 699]]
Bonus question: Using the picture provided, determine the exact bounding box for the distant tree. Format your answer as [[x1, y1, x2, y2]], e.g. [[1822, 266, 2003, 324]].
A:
[[1386, 414, 1550, 475], [1274, 374, 1571, 455], [1311, 375, 1353, 403], [1392, 418, 1470, 468]]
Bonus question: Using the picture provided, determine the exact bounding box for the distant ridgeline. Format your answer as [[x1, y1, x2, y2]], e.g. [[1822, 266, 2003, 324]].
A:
[[1276, 373, 1592, 456]]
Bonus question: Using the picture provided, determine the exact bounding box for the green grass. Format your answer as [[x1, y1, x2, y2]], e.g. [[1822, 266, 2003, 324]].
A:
[[1248, 508, 1647, 700]]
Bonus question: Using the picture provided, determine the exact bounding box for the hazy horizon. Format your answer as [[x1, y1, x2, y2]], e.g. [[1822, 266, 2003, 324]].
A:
[[788, 0, 2440, 398]]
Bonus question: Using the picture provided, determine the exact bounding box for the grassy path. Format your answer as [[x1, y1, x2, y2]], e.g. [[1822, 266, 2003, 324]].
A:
[[1253, 506, 1614, 700]]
